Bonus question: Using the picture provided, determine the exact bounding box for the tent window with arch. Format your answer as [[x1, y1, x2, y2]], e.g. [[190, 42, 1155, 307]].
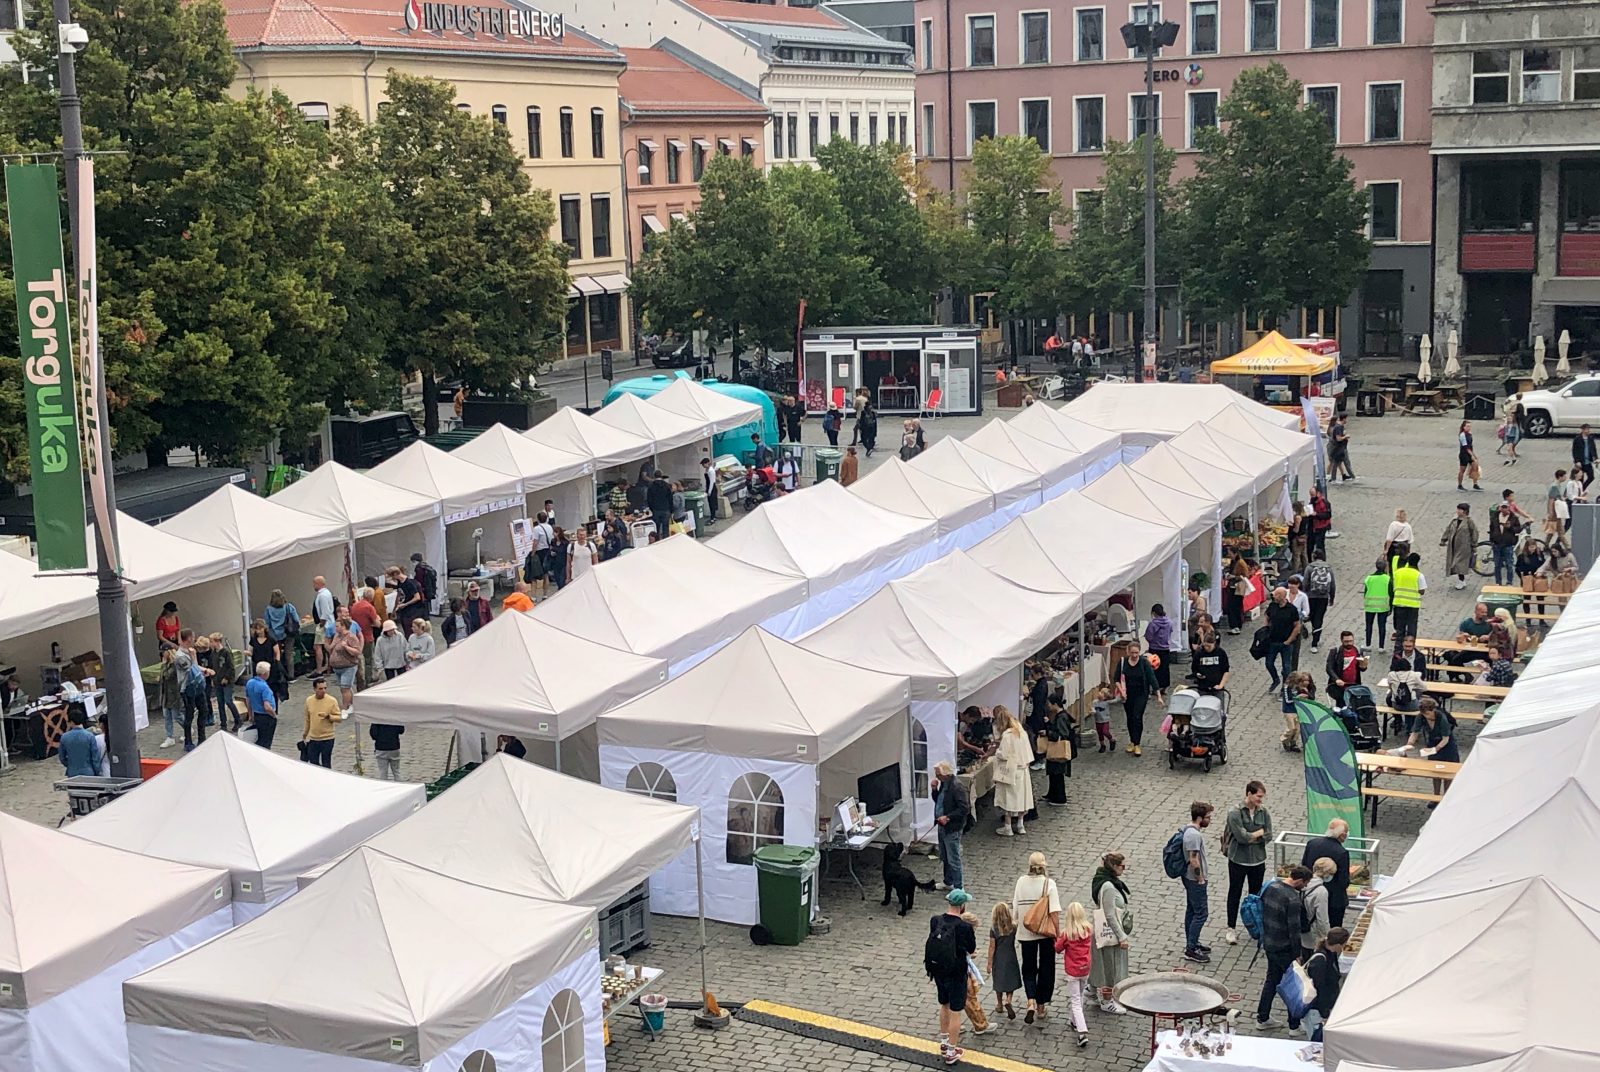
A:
[[727, 774, 784, 865], [540, 989, 585, 1072], [625, 762, 678, 802]]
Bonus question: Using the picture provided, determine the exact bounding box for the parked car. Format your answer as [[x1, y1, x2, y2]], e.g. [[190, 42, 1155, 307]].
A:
[[1508, 373, 1600, 437], [648, 336, 696, 369]]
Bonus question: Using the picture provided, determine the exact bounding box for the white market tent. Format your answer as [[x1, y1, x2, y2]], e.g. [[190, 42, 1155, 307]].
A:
[[1131, 440, 1259, 517], [270, 462, 445, 599], [1081, 465, 1223, 613], [350, 610, 667, 779], [523, 406, 655, 470], [648, 376, 764, 434], [598, 627, 912, 924], [1061, 382, 1300, 454], [123, 848, 602, 1072], [1006, 403, 1124, 482], [708, 479, 937, 638], [451, 423, 595, 532], [534, 532, 806, 673], [0, 814, 231, 1072], [593, 392, 715, 478], [849, 457, 997, 551], [158, 484, 349, 646], [1339, 1055, 1600, 1072], [1167, 423, 1289, 499], [797, 550, 1075, 837], [965, 417, 1097, 500], [911, 437, 1043, 521], [1206, 407, 1316, 491], [367, 442, 526, 570], [68, 732, 423, 919]]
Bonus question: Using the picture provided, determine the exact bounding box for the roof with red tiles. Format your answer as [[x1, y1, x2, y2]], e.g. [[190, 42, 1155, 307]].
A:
[[225, 0, 624, 61], [618, 47, 767, 116], [675, 0, 840, 29]]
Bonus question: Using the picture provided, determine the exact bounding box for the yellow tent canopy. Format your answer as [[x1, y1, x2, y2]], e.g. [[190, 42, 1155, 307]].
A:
[[1211, 331, 1336, 377]]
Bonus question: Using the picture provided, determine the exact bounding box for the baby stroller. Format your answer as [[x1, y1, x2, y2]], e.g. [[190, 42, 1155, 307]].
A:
[[743, 465, 779, 511], [1340, 684, 1383, 751], [1166, 687, 1229, 772]]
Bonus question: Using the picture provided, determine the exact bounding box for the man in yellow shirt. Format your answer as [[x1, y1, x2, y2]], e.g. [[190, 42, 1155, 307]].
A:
[[301, 676, 344, 768]]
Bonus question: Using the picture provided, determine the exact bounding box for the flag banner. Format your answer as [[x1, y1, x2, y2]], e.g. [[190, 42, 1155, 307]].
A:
[[5, 163, 88, 570], [75, 157, 120, 574], [1301, 397, 1327, 488], [1294, 697, 1366, 840]]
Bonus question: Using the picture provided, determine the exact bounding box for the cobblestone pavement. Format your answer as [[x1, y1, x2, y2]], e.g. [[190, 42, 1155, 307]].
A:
[[0, 403, 1562, 1072]]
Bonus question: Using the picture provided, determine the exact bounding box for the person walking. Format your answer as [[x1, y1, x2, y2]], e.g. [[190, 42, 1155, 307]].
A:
[[1572, 423, 1597, 489], [1288, 502, 1310, 576], [777, 393, 805, 442], [156, 642, 181, 750], [1114, 647, 1158, 757], [1308, 488, 1333, 561], [376, 620, 407, 679], [1090, 852, 1131, 1014], [839, 445, 860, 486], [821, 406, 841, 447], [247, 620, 283, 707], [370, 721, 404, 780], [988, 901, 1021, 1020], [1285, 576, 1311, 670], [1390, 553, 1426, 653], [310, 575, 336, 672], [1327, 415, 1354, 482], [926, 889, 978, 1066], [1300, 819, 1352, 927], [350, 588, 382, 687], [207, 633, 240, 732], [1502, 402, 1524, 465], [1301, 927, 1348, 1042], [1382, 509, 1414, 562], [1256, 866, 1311, 1030], [992, 707, 1034, 835], [1324, 632, 1367, 708], [1440, 502, 1479, 591], [1223, 555, 1251, 635], [263, 589, 300, 689], [568, 526, 599, 584], [1043, 697, 1074, 807], [1011, 851, 1061, 1025], [326, 617, 364, 711], [1221, 781, 1272, 946], [931, 761, 969, 891], [1489, 501, 1522, 586], [1180, 801, 1214, 963], [244, 661, 278, 749], [1458, 420, 1483, 490], [404, 618, 436, 668], [956, 909, 996, 1039], [1144, 604, 1175, 701], [1262, 587, 1301, 690], [175, 650, 211, 752], [858, 401, 879, 457], [1303, 553, 1335, 652], [301, 675, 343, 768], [1053, 902, 1094, 1048]]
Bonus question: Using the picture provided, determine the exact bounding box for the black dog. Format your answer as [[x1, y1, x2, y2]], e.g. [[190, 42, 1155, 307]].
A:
[[881, 841, 936, 916]]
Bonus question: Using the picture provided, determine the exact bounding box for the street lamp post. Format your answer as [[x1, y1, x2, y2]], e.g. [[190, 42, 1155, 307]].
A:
[[618, 144, 650, 366], [1120, 17, 1179, 381]]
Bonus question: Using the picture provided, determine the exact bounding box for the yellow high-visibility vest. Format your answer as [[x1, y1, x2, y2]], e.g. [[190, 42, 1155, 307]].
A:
[[1392, 566, 1422, 608]]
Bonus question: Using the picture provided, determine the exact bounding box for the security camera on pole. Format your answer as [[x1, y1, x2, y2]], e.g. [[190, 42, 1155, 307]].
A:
[[1120, 15, 1179, 384]]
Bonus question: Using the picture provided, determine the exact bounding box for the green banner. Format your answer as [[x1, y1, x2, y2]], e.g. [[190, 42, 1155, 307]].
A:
[[6, 164, 87, 570], [1293, 698, 1366, 841]]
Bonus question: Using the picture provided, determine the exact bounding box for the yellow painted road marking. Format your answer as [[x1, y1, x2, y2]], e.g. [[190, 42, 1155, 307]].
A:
[[738, 999, 1055, 1072]]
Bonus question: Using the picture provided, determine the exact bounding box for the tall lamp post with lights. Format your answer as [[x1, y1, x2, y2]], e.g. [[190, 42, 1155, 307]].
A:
[[618, 143, 651, 367], [1120, 15, 1179, 381]]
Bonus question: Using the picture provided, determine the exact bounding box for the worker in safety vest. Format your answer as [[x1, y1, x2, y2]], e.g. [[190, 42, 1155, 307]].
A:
[[1389, 553, 1426, 654], [1361, 558, 1392, 652]]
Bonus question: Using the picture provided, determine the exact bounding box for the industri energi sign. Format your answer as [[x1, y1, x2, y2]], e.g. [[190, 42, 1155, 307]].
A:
[[403, 0, 565, 38]]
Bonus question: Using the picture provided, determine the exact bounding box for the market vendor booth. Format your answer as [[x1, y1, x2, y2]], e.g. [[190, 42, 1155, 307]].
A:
[[452, 424, 595, 546], [1082, 465, 1224, 620], [597, 627, 912, 925], [849, 458, 998, 556], [643, 376, 770, 458], [1209, 331, 1343, 418], [367, 441, 525, 580], [593, 392, 717, 493], [912, 437, 1043, 524], [800, 325, 981, 417], [523, 408, 656, 521], [1063, 382, 1300, 456]]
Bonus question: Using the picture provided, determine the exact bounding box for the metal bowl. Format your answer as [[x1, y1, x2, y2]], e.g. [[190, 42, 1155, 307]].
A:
[[1112, 972, 1233, 1018]]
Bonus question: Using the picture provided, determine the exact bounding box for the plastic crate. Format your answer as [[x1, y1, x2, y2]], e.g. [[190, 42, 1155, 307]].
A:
[[625, 898, 650, 951]]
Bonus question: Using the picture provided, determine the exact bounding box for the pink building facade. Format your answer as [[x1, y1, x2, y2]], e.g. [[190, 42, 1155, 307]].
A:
[[912, 0, 1435, 356]]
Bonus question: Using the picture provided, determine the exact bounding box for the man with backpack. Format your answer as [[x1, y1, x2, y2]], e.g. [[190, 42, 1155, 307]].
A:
[[1164, 801, 1215, 963], [1256, 866, 1311, 1031], [926, 889, 978, 1066], [410, 553, 438, 614], [931, 762, 970, 891], [1303, 553, 1335, 652]]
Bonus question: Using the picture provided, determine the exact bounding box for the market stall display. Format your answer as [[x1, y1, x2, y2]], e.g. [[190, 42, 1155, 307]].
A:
[[367, 441, 526, 574], [1143, 1029, 1320, 1072], [1209, 331, 1342, 414], [451, 423, 595, 538]]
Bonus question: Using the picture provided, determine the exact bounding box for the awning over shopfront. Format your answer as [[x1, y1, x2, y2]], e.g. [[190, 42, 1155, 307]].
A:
[[590, 271, 630, 293], [568, 276, 604, 298], [1211, 331, 1336, 377], [1538, 277, 1600, 305], [642, 214, 666, 233]]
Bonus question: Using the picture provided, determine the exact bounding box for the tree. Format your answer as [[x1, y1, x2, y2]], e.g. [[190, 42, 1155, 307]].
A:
[[336, 72, 570, 435], [1178, 63, 1371, 323], [815, 141, 938, 321], [1061, 136, 1178, 323], [958, 136, 1064, 342]]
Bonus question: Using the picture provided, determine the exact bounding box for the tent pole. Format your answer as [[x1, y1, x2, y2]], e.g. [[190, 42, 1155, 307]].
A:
[[238, 572, 252, 650], [555, 735, 562, 773], [1249, 499, 1259, 565], [695, 834, 710, 1004]]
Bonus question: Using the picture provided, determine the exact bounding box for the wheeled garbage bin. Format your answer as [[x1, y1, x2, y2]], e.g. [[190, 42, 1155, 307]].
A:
[[813, 448, 842, 484], [753, 845, 818, 945]]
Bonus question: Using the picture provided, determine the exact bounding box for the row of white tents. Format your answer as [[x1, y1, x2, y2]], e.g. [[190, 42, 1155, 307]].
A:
[[1325, 560, 1600, 1072]]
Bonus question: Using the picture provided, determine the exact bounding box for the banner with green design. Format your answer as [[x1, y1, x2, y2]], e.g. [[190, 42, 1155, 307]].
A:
[[6, 164, 87, 570], [1294, 698, 1365, 840]]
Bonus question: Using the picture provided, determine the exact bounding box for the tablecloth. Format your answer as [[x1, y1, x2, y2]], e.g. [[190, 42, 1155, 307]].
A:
[[1145, 1030, 1318, 1072]]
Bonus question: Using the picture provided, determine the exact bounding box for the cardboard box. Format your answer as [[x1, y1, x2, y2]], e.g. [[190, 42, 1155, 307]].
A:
[[65, 650, 103, 685]]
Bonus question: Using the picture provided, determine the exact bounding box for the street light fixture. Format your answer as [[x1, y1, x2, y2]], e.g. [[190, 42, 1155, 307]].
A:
[[1120, 16, 1179, 381], [618, 144, 651, 365]]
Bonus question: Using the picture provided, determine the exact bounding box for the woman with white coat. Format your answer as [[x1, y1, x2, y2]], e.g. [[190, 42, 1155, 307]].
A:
[[992, 706, 1035, 836]]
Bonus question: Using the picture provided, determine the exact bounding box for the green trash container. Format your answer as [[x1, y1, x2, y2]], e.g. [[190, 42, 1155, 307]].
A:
[[1483, 592, 1523, 622], [682, 490, 709, 533], [753, 845, 817, 945], [814, 448, 842, 485]]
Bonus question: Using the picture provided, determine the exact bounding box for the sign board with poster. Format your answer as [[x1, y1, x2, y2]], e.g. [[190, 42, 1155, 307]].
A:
[[944, 366, 972, 411], [509, 517, 535, 567]]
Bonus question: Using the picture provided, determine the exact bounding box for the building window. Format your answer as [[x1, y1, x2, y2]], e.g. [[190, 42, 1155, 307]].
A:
[[850, 112, 861, 143], [1462, 163, 1538, 233], [1077, 8, 1104, 61], [490, 104, 507, 127], [1188, 1, 1217, 54], [726, 773, 783, 866], [1522, 49, 1560, 103], [0, 1, 17, 30], [665, 141, 679, 183], [1577, 47, 1600, 101], [1021, 11, 1049, 64], [921, 18, 934, 68], [541, 990, 586, 1072], [1471, 51, 1511, 104], [639, 141, 655, 185], [869, 113, 879, 145], [968, 101, 996, 149], [1367, 82, 1400, 141], [559, 107, 574, 157], [559, 196, 581, 258], [968, 14, 995, 66], [1249, 0, 1277, 51], [298, 102, 330, 128], [625, 762, 678, 801], [830, 113, 840, 139], [1128, 3, 1160, 56], [590, 108, 605, 157], [1370, 0, 1400, 44], [787, 112, 798, 157], [1075, 96, 1105, 152], [456, 103, 472, 113], [693, 140, 707, 180], [1187, 90, 1217, 147], [1131, 92, 1159, 140], [1367, 181, 1399, 241], [772, 115, 784, 159], [1563, 162, 1600, 233], [527, 107, 542, 158], [591, 195, 612, 258], [742, 137, 756, 158], [1021, 98, 1050, 151], [809, 113, 819, 154], [1306, 86, 1338, 141], [1308, 0, 1338, 48], [1362, 270, 1403, 356], [922, 103, 936, 154]]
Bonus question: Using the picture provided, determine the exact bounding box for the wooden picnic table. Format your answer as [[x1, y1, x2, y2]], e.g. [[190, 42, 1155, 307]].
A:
[[1412, 637, 1489, 655], [1519, 610, 1563, 622], [1357, 752, 1463, 827], [1480, 585, 1576, 602], [1425, 661, 1519, 678], [1420, 679, 1511, 702], [1376, 703, 1486, 738]]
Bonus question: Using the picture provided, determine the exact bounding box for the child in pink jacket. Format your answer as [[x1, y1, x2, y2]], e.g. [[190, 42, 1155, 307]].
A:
[[1053, 902, 1095, 1047]]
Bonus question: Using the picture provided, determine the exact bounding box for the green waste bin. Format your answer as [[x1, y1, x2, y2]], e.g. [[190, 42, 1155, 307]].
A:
[[682, 490, 709, 533], [814, 448, 842, 485], [753, 845, 818, 945], [1483, 592, 1523, 622]]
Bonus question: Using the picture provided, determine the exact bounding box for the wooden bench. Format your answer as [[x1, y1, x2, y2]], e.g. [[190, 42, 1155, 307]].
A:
[[1361, 786, 1442, 804], [1425, 662, 1519, 678], [1377, 704, 1484, 738], [1413, 638, 1489, 655], [1357, 752, 1460, 827], [1518, 611, 1562, 622], [1480, 585, 1576, 602]]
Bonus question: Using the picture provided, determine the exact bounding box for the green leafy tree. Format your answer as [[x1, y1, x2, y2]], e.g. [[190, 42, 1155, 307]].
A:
[[815, 141, 938, 321], [958, 136, 1063, 325], [1061, 136, 1178, 321], [1178, 62, 1371, 323]]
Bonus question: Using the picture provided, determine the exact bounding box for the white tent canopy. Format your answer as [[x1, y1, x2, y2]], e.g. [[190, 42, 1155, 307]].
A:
[[1339, 1053, 1600, 1072], [1206, 408, 1315, 486], [0, 814, 232, 1072], [850, 457, 995, 538], [534, 533, 806, 669], [1062, 382, 1299, 450], [593, 391, 713, 452], [1007, 403, 1124, 466], [523, 407, 655, 468], [1082, 463, 1219, 547], [270, 462, 445, 591], [1131, 440, 1258, 517], [123, 848, 601, 1072], [1165, 424, 1286, 496], [911, 437, 1042, 514], [648, 376, 763, 434], [451, 423, 596, 531], [964, 418, 1095, 497], [367, 442, 523, 524], [68, 733, 423, 909]]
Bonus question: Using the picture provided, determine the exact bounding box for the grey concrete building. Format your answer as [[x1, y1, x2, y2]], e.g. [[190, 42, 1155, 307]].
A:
[[1431, 0, 1600, 357]]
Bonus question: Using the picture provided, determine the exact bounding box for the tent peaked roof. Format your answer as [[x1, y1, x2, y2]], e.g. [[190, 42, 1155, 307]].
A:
[[535, 532, 806, 663], [270, 461, 441, 539], [1063, 382, 1300, 437], [159, 484, 348, 568], [523, 407, 656, 467], [300, 754, 696, 908], [850, 457, 994, 535], [366, 441, 523, 518], [706, 479, 934, 590], [68, 732, 423, 900], [598, 627, 909, 761], [911, 437, 1041, 507], [450, 423, 593, 486], [964, 418, 1089, 488], [1130, 439, 1256, 514], [594, 391, 714, 451], [0, 812, 229, 1009], [1007, 403, 1123, 456], [1081, 464, 1218, 545], [1167, 423, 1285, 494], [351, 609, 667, 740], [1207, 407, 1315, 469], [797, 550, 1074, 699], [122, 847, 596, 1065], [1338, 1051, 1600, 1072], [108, 511, 242, 594], [1212, 331, 1337, 376], [648, 376, 763, 433]]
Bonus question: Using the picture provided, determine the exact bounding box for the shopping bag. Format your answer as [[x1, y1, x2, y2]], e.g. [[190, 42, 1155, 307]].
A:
[[1533, 576, 1550, 594], [1276, 960, 1318, 1022], [1023, 890, 1058, 938], [1093, 907, 1119, 948], [1521, 575, 1537, 593]]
